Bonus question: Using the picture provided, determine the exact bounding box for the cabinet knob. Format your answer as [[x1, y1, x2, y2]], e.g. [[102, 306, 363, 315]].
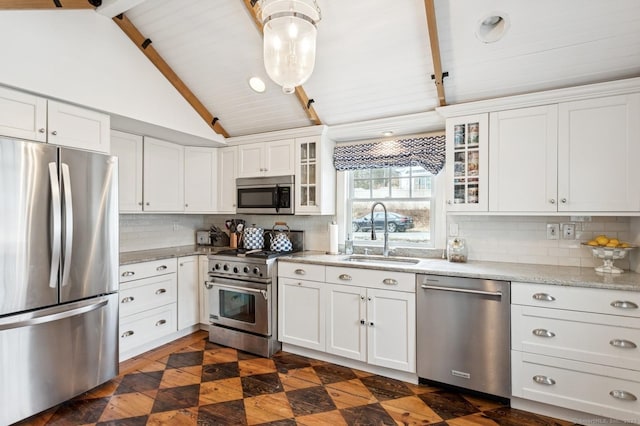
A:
[[560, 198, 567, 203], [609, 390, 637, 401], [38, 128, 46, 133], [549, 199, 556, 204], [185, 204, 188, 208], [533, 375, 556, 386], [138, 202, 142, 206], [447, 200, 452, 205], [360, 319, 365, 325], [146, 202, 150, 206], [51, 130, 57, 136], [369, 321, 374, 327], [360, 296, 365, 301]]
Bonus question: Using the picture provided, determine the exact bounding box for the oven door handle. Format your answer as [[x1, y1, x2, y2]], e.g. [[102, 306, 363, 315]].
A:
[[210, 282, 269, 300]]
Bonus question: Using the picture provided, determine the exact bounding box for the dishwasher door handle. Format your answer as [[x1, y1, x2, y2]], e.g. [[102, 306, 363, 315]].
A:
[[420, 284, 502, 298]]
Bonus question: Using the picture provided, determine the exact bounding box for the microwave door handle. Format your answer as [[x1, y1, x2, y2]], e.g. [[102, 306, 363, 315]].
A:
[[274, 185, 280, 213]]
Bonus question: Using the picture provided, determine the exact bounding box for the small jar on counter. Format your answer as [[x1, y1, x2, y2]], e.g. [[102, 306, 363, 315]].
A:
[[447, 238, 467, 263]]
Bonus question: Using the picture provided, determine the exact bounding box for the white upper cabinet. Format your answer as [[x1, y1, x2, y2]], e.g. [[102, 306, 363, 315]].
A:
[[184, 146, 217, 213], [557, 94, 640, 212], [0, 86, 109, 153], [48, 100, 110, 153], [143, 137, 184, 212], [217, 145, 238, 214], [489, 105, 558, 212], [445, 113, 489, 212], [295, 136, 336, 215], [238, 139, 294, 178], [110, 130, 143, 212], [0, 86, 47, 142]]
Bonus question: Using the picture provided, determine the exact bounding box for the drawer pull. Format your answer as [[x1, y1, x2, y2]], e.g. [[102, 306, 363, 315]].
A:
[[121, 330, 134, 338], [155, 288, 167, 295], [155, 319, 167, 327], [294, 269, 306, 275], [532, 293, 555, 302], [382, 278, 398, 286], [609, 390, 637, 401], [121, 296, 135, 304], [532, 329, 556, 338], [156, 265, 168, 271], [610, 339, 637, 349], [610, 300, 638, 310], [533, 375, 556, 386], [339, 274, 352, 281], [121, 271, 135, 277]]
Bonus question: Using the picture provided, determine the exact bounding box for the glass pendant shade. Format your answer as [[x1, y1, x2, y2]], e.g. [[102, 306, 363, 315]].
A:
[[261, 0, 320, 94]]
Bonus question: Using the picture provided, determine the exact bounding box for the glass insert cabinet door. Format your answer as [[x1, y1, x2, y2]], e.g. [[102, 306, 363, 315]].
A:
[[445, 113, 488, 212], [298, 140, 317, 207]]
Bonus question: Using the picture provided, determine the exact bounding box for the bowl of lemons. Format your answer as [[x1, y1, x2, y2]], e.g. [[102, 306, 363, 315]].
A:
[[582, 235, 637, 274]]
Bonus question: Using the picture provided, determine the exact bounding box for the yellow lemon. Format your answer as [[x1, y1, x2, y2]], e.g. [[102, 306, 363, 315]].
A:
[[595, 235, 609, 246], [608, 238, 620, 246], [587, 240, 599, 246], [620, 242, 631, 248], [605, 242, 618, 248]]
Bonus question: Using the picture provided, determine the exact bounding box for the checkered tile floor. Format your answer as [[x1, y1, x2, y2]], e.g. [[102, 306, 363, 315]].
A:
[[17, 331, 582, 425]]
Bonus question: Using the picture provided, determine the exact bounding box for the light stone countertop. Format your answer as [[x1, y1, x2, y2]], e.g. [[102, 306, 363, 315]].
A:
[[279, 251, 640, 292], [119, 245, 229, 265]]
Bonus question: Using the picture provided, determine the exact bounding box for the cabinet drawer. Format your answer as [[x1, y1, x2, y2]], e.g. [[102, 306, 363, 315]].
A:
[[512, 282, 640, 317], [278, 262, 325, 282], [119, 258, 178, 282], [512, 351, 640, 422], [326, 266, 415, 292], [512, 305, 640, 371], [119, 303, 177, 354], [119, 274, 177, 318]]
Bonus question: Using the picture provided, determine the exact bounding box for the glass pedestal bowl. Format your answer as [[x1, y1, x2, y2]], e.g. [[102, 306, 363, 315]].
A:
[[581, 243, 636, 274]]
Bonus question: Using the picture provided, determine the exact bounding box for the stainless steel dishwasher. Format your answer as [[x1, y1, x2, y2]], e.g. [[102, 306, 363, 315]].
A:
[[417, 274, 511, 399]]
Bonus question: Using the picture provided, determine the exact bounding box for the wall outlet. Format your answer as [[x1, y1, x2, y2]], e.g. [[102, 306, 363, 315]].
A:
[[546, 223, 559, 240], [561, 223, 576, 239]]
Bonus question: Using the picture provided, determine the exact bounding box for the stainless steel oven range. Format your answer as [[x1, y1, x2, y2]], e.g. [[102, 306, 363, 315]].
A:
[[205, 230, 303, 357]]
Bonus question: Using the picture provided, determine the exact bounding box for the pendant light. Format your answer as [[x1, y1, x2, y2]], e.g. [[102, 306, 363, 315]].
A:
[[260, 0, 321, 94]]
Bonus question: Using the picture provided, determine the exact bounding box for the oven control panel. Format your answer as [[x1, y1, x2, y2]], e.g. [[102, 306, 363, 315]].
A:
[[209, 259, 268, 279]]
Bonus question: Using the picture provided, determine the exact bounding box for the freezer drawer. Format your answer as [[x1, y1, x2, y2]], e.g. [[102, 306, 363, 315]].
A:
[[0, 293, 119, 425]]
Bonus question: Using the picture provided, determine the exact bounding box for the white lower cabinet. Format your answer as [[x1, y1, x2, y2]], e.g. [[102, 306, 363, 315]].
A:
[[511, 282, 640, 422], [278, 262, 416, 374], [177, 256, 199, 330], [118, 258, 178, 360], [199, 255, 210, 326]]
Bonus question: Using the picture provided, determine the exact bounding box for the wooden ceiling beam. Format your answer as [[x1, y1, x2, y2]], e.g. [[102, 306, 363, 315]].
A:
[[0, 0, 95, 8], [424, 0, 447, 106], [113, 14, 229, 138], [242, 0, 322, 125]]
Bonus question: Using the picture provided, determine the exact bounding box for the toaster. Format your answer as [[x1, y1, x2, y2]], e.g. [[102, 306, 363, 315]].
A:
[[196, 230, 211, 245]]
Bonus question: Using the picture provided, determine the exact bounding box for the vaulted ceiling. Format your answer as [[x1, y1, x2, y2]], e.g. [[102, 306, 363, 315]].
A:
[[2, 0, 640, 142]]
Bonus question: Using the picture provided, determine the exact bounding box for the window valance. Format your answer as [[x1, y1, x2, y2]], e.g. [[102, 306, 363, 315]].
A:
[[333, 135, 446, 175]]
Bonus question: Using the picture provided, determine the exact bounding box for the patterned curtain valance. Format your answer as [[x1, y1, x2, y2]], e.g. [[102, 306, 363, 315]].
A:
[[333, 135, 446, 175]]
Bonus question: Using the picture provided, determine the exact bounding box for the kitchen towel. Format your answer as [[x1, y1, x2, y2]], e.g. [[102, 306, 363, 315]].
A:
[[328, 221, 339, 254]]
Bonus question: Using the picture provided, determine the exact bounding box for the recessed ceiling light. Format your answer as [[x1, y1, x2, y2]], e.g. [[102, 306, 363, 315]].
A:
[[476, 12, 510, 43], [382, 131, 394, 137], [249, 77, 266, 93]]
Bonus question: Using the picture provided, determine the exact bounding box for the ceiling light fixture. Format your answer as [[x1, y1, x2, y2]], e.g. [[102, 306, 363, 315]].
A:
[[249, 76, 267, 93], [260, 0, 321, 94], [475, 13, 510, 43]]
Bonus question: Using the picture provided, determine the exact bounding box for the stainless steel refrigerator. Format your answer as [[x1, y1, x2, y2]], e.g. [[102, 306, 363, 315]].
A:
[[0, 137, 119, 425]]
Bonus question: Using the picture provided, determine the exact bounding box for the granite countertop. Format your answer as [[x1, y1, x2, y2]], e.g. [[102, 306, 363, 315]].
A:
[[279, 251, 640, 292], [119, 245, 229, 265]]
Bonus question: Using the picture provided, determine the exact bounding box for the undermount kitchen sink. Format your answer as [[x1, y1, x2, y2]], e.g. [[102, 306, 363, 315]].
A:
[[341, 255, 422, 265]]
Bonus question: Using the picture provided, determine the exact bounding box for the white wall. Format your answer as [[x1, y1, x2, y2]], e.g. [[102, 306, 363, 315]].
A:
[[0, 10, 222, 144], [448, 215, 634, 269]]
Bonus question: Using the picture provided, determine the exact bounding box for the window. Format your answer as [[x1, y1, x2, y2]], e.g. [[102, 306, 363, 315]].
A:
[[347, 165, 434, 247]]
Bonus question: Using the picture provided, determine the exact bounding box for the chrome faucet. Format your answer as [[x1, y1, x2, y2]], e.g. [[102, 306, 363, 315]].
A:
[[370, 202, 390, 257]]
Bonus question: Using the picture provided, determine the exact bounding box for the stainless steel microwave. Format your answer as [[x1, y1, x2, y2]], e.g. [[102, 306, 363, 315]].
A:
[[236, 175, 294, 214]]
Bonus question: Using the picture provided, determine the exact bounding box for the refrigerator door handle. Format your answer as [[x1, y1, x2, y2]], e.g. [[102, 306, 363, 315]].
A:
[[61, 163, 73, 288], [48, 162, 62, 289], [0, 297, 109, 331]]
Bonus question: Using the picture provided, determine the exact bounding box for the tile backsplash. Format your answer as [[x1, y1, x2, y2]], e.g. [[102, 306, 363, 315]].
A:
[[448, 215, 635, 270]]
